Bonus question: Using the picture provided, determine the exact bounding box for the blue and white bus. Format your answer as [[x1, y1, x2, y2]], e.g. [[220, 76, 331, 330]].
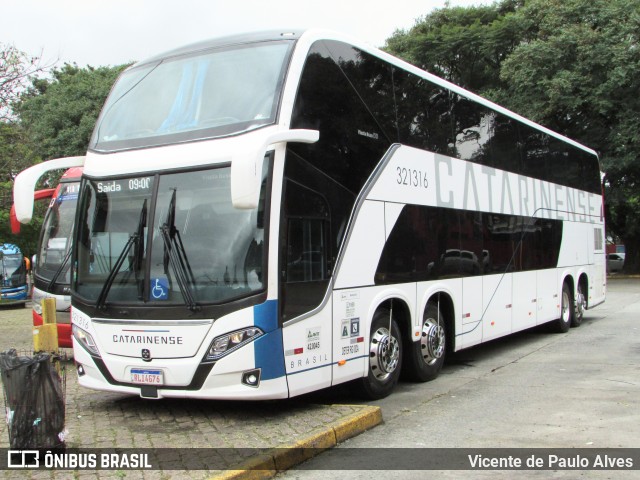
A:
[[14, 30, 605, 400], [0, 243, 28, 306]]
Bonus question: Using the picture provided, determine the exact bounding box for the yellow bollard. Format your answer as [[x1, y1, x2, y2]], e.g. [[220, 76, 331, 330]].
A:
[[42, 297, 57, 324], [33, 298, 58, 353]]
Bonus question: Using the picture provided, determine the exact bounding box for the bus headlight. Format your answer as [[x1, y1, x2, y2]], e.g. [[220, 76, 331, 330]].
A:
[[205, 327, 263, 361], [72, 324, 101, 357]]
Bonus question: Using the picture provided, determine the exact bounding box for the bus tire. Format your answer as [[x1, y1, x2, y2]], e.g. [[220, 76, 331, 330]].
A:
[[550, 282, 573, 333], [357, 309, 402, 400], [572, 282, 586, 328], [403, 301, 445, 382]]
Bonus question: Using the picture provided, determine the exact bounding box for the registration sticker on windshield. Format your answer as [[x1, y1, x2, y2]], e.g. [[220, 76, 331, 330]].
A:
[[131, 368, 163, 385]]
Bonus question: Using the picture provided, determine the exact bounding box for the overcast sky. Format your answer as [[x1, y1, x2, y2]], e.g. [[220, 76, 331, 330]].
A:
[[3, 0, 484, 67]]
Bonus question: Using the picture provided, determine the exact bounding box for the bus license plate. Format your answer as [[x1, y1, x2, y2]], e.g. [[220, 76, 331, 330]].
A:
[[130, 369, 163, 385]]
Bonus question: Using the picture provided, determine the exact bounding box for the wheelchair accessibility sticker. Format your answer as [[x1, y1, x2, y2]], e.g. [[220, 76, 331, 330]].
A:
[[151, 277, 169, 300]]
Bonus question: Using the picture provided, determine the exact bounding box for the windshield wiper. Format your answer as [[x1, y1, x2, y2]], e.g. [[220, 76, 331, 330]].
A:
[[160, 188, 199, 311], [46, 248, 72, 292], [133, 198, 147, 300], [95, 199, 147, 310]]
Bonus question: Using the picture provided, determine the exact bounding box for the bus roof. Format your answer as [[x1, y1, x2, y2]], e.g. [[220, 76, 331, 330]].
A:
[[136, 30, 303, 67], [61, 166, 83, 181], [124, 28, 598, 159], [298, 29, 599, 158]]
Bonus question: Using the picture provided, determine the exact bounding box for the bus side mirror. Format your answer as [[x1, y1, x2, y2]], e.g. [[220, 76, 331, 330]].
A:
[[231, 129, 319, 209], [13, 156, 85, 224]]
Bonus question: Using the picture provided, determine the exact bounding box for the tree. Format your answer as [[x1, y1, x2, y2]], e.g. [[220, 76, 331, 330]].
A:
[[0, 43, 49, 122], [494, 0, 640, 272], [0, 44, 49, 256], [15, 63, 129, 160], [0, 62, 127, 256], [0, 122, 43, 257], [384, 1, 525, 93]]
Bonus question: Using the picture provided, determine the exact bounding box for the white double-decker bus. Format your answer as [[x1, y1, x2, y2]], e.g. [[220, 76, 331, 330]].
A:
[[14, 30, 605, 400]]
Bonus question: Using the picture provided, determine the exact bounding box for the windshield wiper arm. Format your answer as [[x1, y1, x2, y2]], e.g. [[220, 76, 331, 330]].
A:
[[133, 199, 147, 300], [95, 199, 147, 310], [46, 248, 72, 292], [160, 188, 198, 311]]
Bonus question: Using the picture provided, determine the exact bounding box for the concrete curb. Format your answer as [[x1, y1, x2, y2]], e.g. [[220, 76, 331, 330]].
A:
[[210, 405, 382, 480]]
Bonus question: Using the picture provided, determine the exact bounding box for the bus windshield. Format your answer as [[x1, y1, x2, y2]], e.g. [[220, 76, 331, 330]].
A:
[[90, 40, 292, 152], [74, 165, 267, 307], [1, 254, 24, 286], [36, 181, 80, 287]]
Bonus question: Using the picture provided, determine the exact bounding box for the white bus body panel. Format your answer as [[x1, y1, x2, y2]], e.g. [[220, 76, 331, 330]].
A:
[[72, 302, 290, 400], [512, 271, 537, 331], [338, 144, 604, 352], [282, 302, 333, 397], [482, 274, 512, 342], [333, 200, 386, 290], [536, 269, 560, 324], [460, 277, 482, 349]]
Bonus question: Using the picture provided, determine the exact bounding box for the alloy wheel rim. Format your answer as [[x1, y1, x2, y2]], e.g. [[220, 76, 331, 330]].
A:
[[370, 327, 400, 381], [562, 291, 571, 323], [421, 317, 445, 365]]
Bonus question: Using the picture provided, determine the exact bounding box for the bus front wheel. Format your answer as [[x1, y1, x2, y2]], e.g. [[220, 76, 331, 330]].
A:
[[403, 301, 446, 382], [551, 282, 573, 333], [358, 309, 402, 400]]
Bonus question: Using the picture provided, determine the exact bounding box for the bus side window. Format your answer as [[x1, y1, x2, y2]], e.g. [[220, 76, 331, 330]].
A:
[[286, 218, 327, 282]]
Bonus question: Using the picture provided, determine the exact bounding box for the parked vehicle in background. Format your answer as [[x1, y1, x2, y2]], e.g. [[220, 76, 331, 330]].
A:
[[31, 167, 83, 348], [0, 243, 28, 306], [607, 253, 625, 273]]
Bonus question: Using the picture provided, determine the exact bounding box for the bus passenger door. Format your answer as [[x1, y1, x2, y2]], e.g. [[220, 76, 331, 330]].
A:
[[280, 180, 333, 396]]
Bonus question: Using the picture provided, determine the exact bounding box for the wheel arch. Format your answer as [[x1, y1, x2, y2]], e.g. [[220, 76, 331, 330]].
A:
[[374, 296, 412, 348], [561, 272, 575, 293]]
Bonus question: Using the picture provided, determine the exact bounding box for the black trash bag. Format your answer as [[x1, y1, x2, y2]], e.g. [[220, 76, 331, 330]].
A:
[[0, 349, 66, 449]]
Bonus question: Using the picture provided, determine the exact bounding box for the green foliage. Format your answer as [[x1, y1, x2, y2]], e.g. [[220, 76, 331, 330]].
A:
[[384, 1, 525, 93], [15, 63, 129, 160], [0, 59, 127, 257], [0, 122, 41, 256], [0, 192, 46, 258], [0, 121, 37, 182]]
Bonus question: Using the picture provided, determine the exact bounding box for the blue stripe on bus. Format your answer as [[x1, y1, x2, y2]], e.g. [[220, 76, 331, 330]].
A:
[[253, 300, 285, 380]]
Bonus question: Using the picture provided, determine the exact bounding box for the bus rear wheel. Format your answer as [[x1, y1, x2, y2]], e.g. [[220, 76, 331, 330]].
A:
[[403, 301, 446, 382], [357, 309, 402, 400], [572, 282, 586, 328]]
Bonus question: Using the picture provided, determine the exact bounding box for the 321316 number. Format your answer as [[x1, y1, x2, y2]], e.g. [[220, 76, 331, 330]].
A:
[[396, 167, 428, 188]]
